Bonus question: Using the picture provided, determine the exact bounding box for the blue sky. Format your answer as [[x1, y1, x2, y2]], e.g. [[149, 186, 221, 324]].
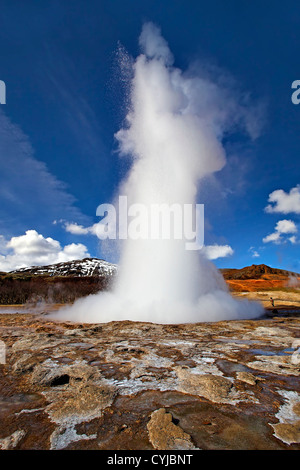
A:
[[0, 0, 299, 272]]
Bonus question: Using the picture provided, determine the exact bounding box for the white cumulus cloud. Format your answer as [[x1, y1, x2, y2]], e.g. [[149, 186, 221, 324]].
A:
[[201, 244, 234, 260], [0, 230, 90, 272], [265, 185, 300, 214], [263, 219, 298, 244], [275, 219, 297, 234]]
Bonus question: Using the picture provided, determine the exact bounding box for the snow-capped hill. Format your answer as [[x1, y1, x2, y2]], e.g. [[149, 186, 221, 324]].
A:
[[10, 258, 118, 277]]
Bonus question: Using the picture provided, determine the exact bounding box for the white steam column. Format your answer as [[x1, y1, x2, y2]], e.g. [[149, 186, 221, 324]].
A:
[[55, 23, 263, 323]]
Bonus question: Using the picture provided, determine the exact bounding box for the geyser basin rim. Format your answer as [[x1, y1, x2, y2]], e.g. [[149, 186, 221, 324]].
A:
[[52, 289, 264, 324]]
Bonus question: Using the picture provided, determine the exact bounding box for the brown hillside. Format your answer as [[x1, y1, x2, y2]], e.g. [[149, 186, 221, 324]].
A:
[[220, 264, 298, 281], [225, 279, 292, 292]]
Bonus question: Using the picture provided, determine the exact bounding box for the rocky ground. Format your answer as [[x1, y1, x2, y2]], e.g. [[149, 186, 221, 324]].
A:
[[0, 305, 299, 451]]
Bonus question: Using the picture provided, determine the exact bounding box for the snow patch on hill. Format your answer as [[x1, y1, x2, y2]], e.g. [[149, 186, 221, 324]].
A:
[[10, 258, 118, 277]]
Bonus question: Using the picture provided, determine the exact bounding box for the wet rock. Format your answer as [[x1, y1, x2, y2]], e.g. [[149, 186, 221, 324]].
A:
[[45, 381, 116, 424], [11, 332, 66, 352], [147, 408, 197, 450], [30, 360, 101, 388], [12, 352, 43, 375], [176, 368, 234, 403], [254, 326, 289, 338], [291, 340, 300, 365], [0, 430, 26, 449], [272, 422, 300, 445], [42, 366, 116, 450], [271, 390, 300, 445], [247, 355, 299, 376], [236, 371, 258, 385]]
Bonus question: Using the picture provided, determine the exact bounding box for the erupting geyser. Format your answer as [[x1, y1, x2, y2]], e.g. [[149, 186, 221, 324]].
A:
[[54, 23, 263, 323]]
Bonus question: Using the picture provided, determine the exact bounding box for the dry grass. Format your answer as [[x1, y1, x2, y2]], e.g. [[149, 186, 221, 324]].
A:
[[232, 289, 300, 309]]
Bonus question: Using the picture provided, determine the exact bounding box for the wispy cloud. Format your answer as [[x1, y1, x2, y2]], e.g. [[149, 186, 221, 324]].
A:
[[249, 246, 260, 258], [0, 109, 86, 235], [64, 221, 100, 236], [41, 52, 107, 162]]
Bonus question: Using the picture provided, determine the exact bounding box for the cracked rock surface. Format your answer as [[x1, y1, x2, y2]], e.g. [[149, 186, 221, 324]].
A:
[[0, 312, 299, 450]]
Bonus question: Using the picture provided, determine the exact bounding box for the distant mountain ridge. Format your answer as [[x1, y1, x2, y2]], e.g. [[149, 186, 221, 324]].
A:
[[3, 260, 297, 280], [0, 258, 118, 305], [0, 260, 298, 305], [220, 264, 299, 280], [8, 258, 118, 278]]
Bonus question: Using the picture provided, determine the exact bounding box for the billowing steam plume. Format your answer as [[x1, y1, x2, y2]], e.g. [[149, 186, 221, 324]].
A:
[[53, 23, 263, 323]]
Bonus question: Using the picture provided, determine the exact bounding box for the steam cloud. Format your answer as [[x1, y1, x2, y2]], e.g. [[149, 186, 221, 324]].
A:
[[53, 23, 263, 324]]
